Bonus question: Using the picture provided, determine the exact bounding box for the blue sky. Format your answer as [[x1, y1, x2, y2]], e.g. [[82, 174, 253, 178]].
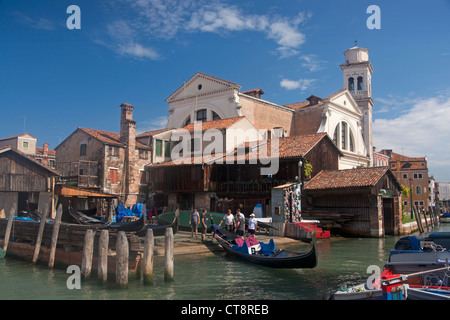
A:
[[1, 0, 450, 180]]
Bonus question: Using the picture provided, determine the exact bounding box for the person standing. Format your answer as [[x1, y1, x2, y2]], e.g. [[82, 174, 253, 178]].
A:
[[190, 208, 200, 238], [200, 209, 208, 242], [219, 209, 235, 233], [248, 213, 258, 237], [234, 209, 245, 237]]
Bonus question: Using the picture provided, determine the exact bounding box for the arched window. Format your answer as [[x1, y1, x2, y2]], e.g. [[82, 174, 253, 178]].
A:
[[357, 77, 364, 91], [212, 111, 221, 120], [416, 185, 421, 194], [182, 116, 191, 127], [196, 109, 207, 122], [341, 122, 347, 150], [332, 121, 356, 152], [349, 130, 355, 152], [348, 77, 354, 91]]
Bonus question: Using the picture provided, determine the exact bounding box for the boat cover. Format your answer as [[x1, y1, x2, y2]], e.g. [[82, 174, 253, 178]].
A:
[[232, 238, 276, 256], [394, 236, 421, 250], [115, 203, 143, 222]]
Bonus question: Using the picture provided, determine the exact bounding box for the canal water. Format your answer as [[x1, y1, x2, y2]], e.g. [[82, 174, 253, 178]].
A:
[[1, 223, 449, 300]]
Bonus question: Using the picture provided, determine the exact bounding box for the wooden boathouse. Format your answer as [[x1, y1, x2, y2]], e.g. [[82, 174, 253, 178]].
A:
[[0, 146, 60, 218], [302, 167, 403, 237]]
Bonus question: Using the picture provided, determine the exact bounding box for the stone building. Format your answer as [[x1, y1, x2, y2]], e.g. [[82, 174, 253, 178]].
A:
[[55, 103, 152, 208]]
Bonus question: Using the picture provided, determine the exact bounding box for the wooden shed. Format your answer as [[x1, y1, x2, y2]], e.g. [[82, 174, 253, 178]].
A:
[[302, 167, 403, 237], [0, 146, 60, 217]]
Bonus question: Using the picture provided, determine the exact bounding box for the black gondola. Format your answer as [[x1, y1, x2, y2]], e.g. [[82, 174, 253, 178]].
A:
[[136, 211, 179, 237], [106, 215, 145, 232], [211, 223, 317, 268], [68, 207, 104, 225]]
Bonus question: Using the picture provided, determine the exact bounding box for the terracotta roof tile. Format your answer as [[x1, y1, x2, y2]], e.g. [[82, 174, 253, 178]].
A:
[[137, 128, 174, 138], [146, 133, 337, 168], [78, 128, 151, 150], [304, 167, 391, 190], [178, 117, 245, 132]]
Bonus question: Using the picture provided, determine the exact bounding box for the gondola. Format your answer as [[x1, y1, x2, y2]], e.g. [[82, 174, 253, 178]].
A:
[[211, 223, 317, 268], [136, 211, 179, 237], [68, 207, 104, 225], [106, 214, 145, 232]]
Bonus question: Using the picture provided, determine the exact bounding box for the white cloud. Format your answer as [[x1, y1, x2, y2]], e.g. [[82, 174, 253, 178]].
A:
[[117, 42, 160, 60], [373, 95, 450, 180], [280, 78, 316, 91], [101, 0, 310, 59], [137, 116, 169, 134], [299, 54, 327, 72], [14, 12, 56, 30]]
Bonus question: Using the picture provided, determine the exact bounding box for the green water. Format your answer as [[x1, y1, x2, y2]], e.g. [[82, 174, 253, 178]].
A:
[[1, 223, 449, 300]]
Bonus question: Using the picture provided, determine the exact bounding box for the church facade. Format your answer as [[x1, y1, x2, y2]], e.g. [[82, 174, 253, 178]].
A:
[[165, 45, 375, 169]]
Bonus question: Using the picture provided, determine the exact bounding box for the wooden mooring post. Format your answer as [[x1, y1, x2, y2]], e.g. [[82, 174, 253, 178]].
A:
[[48, 204, 63, 268], [81, 229, 95, 280], [142, 229, 154, 285], [164, 227, 174, 282], [32, 202, 49, 265], [98, 229, 109, 283], [116, 231, 129, 288], [2, 204, 17, 253]]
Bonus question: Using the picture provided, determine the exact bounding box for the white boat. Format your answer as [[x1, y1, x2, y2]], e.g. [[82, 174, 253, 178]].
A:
[[331, 232, 450, 300]]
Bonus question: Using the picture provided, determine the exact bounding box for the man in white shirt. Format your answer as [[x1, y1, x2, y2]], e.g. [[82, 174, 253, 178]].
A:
[[248, 213, 258, 237], [219, 209, 235, 232]]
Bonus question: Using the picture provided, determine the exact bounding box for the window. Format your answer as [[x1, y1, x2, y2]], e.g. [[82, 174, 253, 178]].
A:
[[196, 109, 207, 122], [333, 121, 355, 152], [155, 139, 162, 157], [139, 149, 148, 160], [212, 111, 221, 120], [109, 168, 118, 185], [48, 159, 56, 168], [341, 122, 347, 150], [109, 146, 119, 157], [164, 141, 171, 158], [349, 131, 354, 152], [414, 173, 423, 179], [416, 185, 421, 194], [183, 116, 191, 127], [23, 141, 29, 148], [80, 143, 87, 156], [348, 77, 354, 91], [357, 77, 364, 90], [402, 174, 408, 179]]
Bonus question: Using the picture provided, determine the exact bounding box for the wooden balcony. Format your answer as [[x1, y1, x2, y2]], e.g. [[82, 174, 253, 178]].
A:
[[56, 160, 100, 189]]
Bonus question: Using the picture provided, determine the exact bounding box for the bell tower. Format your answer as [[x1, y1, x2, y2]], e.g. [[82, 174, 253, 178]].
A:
[[340, 43, 374, 166]]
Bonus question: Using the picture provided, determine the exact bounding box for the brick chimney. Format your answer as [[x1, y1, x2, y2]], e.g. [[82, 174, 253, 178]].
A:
[[242, 88, 264, 99], [120, 103, 138, 206], [43, 143, 49, 156]]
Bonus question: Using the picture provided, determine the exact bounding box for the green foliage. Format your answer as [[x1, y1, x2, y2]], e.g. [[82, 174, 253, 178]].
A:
[[304, 161, 313, 177]]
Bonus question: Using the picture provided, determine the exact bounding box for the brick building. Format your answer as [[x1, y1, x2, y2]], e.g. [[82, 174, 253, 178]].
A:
[[55, 103, 152, 208], [380, 150, 429, 213]]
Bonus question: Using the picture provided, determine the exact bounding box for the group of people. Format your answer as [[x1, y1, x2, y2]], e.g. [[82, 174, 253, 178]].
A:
[[189, 208, 258, 240]]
